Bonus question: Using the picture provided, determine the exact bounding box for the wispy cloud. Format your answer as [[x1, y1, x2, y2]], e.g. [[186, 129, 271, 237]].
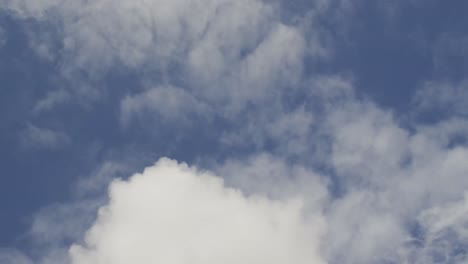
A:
[[18, 124, 70, 150]]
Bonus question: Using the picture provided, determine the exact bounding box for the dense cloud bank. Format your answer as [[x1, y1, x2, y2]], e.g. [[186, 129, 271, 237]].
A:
[[1, 0, 468, 263]]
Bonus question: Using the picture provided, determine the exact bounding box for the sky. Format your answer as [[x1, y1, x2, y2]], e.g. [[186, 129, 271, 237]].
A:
[[1, 0, 468, 263]]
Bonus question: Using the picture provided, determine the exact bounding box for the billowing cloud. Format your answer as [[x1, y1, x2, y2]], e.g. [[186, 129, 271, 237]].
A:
[[68, 158, 327, 264]]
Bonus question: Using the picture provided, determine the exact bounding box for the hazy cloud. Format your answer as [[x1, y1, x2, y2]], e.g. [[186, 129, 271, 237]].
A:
[[0, 249, 33, 264], [414, 80, 468, 117], [0, 26, 6, 48], [120, 86, 210, 126], [18, 124, 70, 150]]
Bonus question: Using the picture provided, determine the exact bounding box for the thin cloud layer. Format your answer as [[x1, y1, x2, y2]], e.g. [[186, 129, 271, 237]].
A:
[[18, 124, 70, 150]]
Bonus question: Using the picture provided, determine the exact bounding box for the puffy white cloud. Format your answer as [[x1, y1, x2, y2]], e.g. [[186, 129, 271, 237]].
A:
[[68, 158, 327, 264]]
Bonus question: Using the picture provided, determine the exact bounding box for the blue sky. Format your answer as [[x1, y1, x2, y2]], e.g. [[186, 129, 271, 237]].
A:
[[1, 1, 468, 263]]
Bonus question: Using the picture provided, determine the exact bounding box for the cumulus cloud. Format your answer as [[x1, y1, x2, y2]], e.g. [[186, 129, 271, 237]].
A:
[[68, 158, 327, 264]]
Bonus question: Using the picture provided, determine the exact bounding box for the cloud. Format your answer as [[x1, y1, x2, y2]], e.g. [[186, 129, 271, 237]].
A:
[[33, 89, 70, 114], [412, 193, 468, 263], [0, 26, 6, 48], [322, 98, 468, 263], [414, 80, 468, 117], [2, 1, 468, 264], [217, 153, 327, 203], [120, 86, 210, 126], [68, 158, 327, 264], [0, 249, 33, 264], [1, 0, 323, 114], [18, 124, 70, 150], [432, 33, 468, 74]]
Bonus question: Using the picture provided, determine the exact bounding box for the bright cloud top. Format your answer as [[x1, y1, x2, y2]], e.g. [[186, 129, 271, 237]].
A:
[[69, 158, 327, 264]]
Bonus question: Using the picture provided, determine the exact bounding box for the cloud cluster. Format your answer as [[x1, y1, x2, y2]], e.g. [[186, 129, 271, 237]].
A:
[[1, 0, 468, 264]]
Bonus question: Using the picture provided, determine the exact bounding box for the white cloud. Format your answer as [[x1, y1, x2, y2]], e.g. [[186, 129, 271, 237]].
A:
[[68, 158, 327, 264], [217, 153, 328, 204], [322, 98, 468, 263], [2, 0, 324, 115]]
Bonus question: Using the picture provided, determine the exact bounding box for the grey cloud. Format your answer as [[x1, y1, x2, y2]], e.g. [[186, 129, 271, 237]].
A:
[[19, 124, 70, 150], [120, 86, 210, 126], [414, 80, 468, 117], [0, 249, 33, 264], [0, 26, 6, 48], [323, 98, 468, 263], [33, 89, 70, 114], [412, 193, 468, 263]]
